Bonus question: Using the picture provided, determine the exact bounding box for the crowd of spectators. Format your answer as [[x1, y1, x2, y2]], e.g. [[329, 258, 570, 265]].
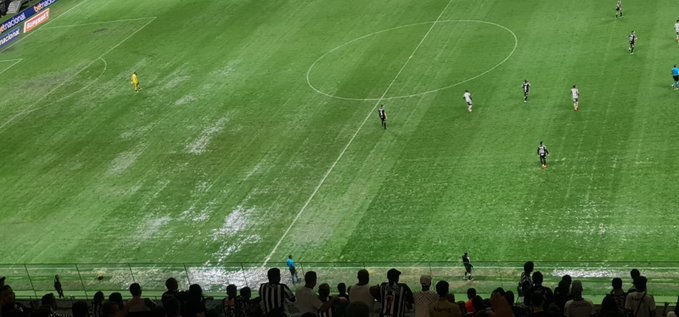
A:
[[0, 263, 673, 317]]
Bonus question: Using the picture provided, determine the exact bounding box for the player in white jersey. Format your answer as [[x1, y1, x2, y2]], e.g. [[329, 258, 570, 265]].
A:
[[628, 31, 638, 54], [463, 90, 473, 112], [615, 1, 623, 18], [675, 20, 679, 43], [571, 85, 580, 112]]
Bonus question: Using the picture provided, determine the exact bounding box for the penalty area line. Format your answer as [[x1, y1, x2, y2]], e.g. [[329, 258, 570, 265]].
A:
[[0, 58, 23, 75], [262, 0, 456, 266], [0, 17, 157, 131], [0, 0, 90, 54], [41, 17, 157, 30]]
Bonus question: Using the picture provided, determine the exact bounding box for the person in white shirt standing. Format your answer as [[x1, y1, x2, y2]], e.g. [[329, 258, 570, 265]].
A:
[[296, 271, 335, 315], [414, 275, 438, 317], [463, 90, 473, 113], [564, 281, 595, 317], [625, 276, 656, 317], [675, 20, 679, 43], [571, 85, 580, 112], [349, 270, 376, 314]]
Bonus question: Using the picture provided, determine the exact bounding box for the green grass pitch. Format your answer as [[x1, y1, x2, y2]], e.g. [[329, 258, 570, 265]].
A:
[[2, 0, 679, 296]]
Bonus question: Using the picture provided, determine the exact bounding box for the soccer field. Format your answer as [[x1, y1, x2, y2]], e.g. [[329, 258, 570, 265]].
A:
[[2, 0, 679, 294]]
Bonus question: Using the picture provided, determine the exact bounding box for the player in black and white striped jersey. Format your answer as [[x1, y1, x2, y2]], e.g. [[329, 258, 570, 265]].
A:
[[629, 31, 638, 54], [522, 80, 531, 103], [378, 105, 387, 130], [537, 141, 549, 169], [259, 268, 296, 317], [375, 269, 414, 317], [615, 0, 623, 18]]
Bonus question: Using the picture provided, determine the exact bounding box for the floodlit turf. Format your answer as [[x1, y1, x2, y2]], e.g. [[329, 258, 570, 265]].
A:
[[2, 0, 679, 295]]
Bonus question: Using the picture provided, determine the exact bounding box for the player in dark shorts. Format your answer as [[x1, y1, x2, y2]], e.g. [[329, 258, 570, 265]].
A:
[[629, 31, 637, 54], [672, 65, 679, 90], [538, 141, 549, 169], [615, 0, 623, 18], [462, 252, 473, 280], [522, 80, 531, 103], [378, 105, 387, 129]]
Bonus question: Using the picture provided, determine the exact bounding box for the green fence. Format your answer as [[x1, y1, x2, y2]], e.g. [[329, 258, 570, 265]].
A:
[[2, 261, 679, 299]]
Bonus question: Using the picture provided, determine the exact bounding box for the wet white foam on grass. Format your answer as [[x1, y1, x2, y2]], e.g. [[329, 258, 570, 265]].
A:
[[185, 117, 228, 155], [107, 143, 147, 175], [175, 95, 196, 106]]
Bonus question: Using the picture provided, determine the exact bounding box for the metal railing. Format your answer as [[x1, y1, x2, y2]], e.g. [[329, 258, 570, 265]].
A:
[[2, 261, 679, 299]]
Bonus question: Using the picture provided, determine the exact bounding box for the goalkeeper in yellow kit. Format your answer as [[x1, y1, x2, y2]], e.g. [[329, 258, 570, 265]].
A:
[[131, 72, 140, 92]]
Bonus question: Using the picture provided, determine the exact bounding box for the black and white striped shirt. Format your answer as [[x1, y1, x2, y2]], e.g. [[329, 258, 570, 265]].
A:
[[259, 283, 295, 315], [379, 282, 414, 317], [318, 297, 334, 317]]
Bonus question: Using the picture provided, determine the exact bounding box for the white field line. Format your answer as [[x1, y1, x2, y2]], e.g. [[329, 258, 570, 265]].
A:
[[262, 0, 456, 266], [52, 57, 107, 103], [0, 58, 22, 75], [41, 17, 155, 29], [0, 0, 90, 53], [306, 20, 518, 102], [0, 17, 157, 131]]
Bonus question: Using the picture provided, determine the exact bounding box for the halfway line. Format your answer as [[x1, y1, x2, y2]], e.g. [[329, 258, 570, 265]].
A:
[[262, 0, 455, 266]]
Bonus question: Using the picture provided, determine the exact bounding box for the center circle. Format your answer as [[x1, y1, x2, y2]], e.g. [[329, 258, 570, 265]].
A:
[[306, 20, 518, 101]]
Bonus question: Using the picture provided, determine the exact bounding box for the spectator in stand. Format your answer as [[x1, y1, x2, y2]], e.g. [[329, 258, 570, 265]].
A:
[[164, 297, 181, 317], [530, 292, 557, 317], [1, 285, 31, 317], [337, 283, 349, 301], [628, 270, 641, 294], [259, 268, 296, 317], [519, 262, 535, 299], [430, 281, 462, 317], [72, 301, 89, 317], [121, 283, 155, 316], [599, 295, 625, 317], [527, 272, 554, 310], [553, 276, 572, 314], [53, 275, 64, 299], [295, 271, 337, 314], [92, 291, 105, 317], [489, 292, 515, 317], [102, 301, 120, 317], [33, 293, 63, 317], [109, 292, 125, 309], [240, 287, 263, 317], [504, 291, 528, 317], [346, 302, 371, 317], [667, 297, 679, 317], [414, 275, 438, 317], [162, 278, 186, 309], [224, 284, 238, 317], [296, 271, 326, 314], [564, 281, 594, 317], [374, 269, 414, 317], [348, 269, 375, 309], [471, 296, 486, 316], [465, 288, 477, 316], [319, 283, 341, 317], [609, 278, 626, 314], [335, 283, 349, 317], [625, 276, 655, 317], [185, 284, 207, 317]]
